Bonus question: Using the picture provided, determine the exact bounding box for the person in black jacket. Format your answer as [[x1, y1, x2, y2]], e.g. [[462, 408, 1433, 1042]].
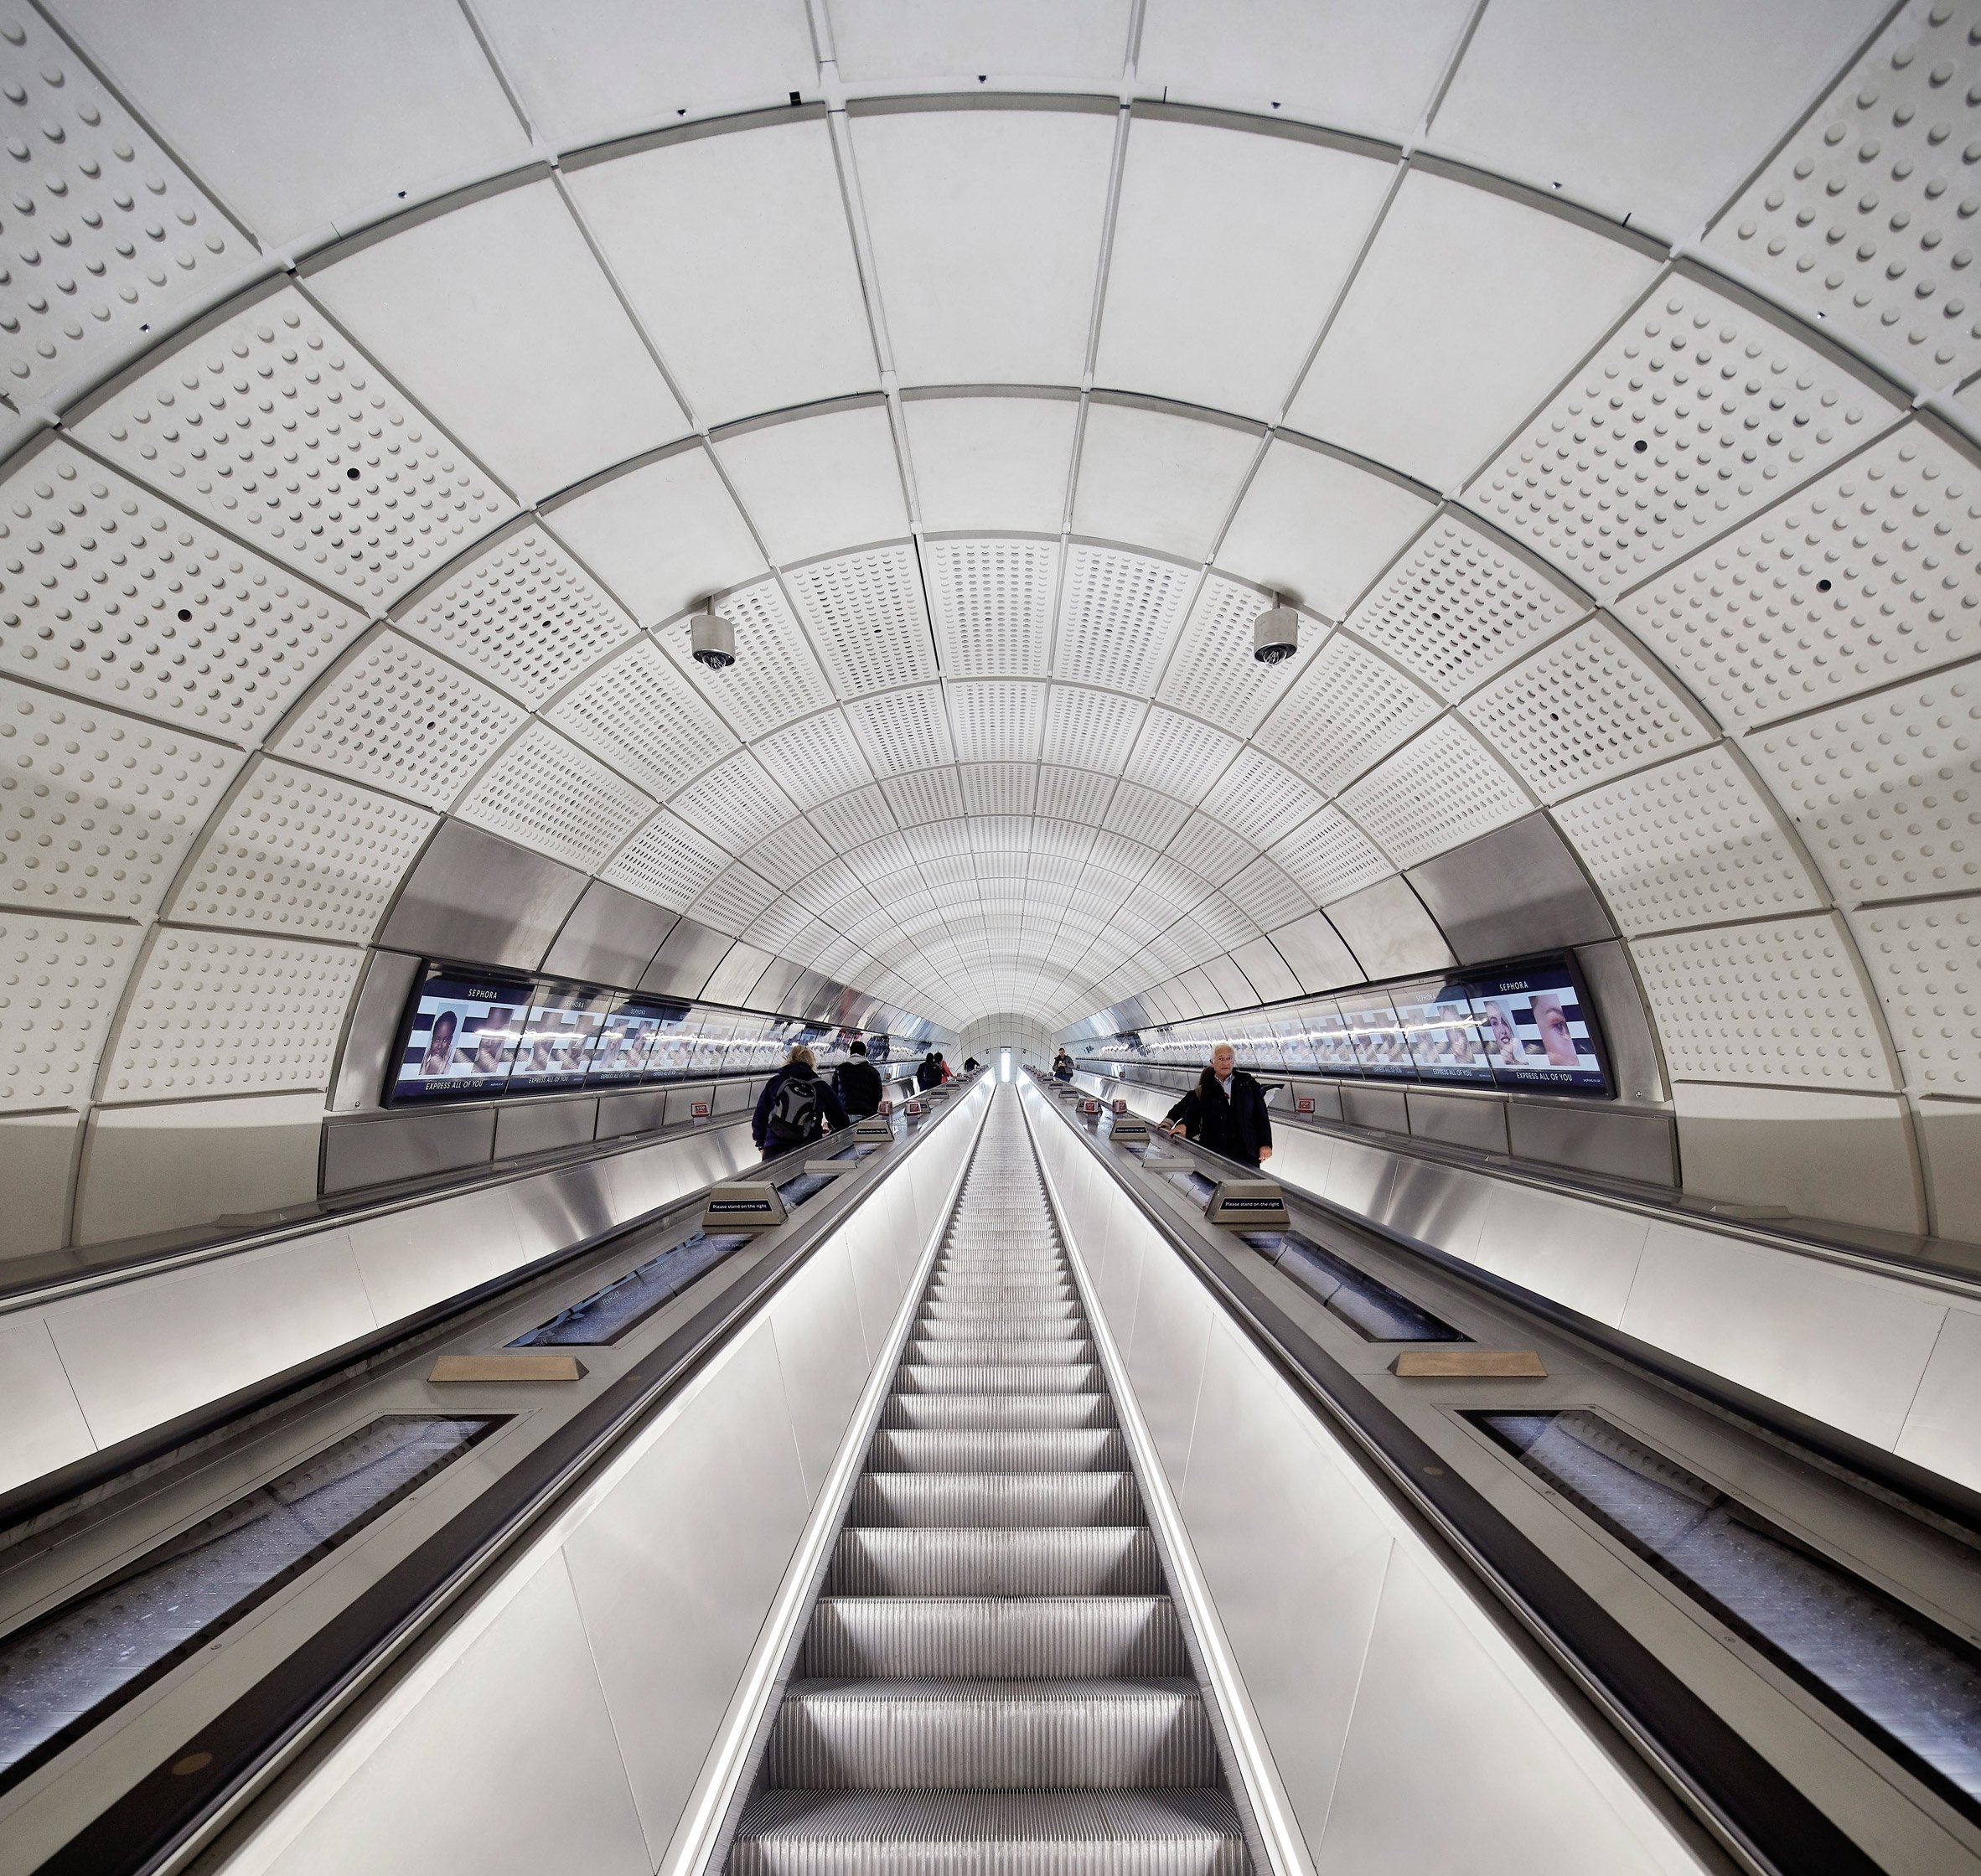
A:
[[1161, 1043, 1274, 1167], [915, 1050, 943, 1092], [833, 1040, 883, 1120], [1052, 1050, 1074, 1083], [753, 1043, 848, 1158]]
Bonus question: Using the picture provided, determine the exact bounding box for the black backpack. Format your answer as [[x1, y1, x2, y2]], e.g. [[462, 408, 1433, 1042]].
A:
[[765, 1072, 821, 1146]]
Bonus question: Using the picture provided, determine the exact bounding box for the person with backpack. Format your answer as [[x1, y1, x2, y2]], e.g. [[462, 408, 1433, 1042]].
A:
[[833, 1039, 883, 1120], [915, 1050, 943, 1092], [1160, 1042, 1274, 1168], [753, 1042, 848, 1159]]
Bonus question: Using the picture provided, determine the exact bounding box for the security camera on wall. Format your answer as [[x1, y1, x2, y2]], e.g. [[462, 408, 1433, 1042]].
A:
[[691, 601, 736, 670], [1253, 600, 1299, 666]]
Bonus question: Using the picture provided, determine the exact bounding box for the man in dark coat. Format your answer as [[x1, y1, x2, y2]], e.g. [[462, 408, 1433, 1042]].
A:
[[833, 1040, 883, 1119], [1052, 1049, 1075, 1083], [915, 1050, 943, 1092], [1161, 1042, 1274, 1168], [754, 1043, 849, 1158]]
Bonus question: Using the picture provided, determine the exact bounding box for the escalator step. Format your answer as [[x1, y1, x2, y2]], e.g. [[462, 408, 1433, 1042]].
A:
[[845, 1472, 1142, 1528], [804, 1596, 1187, 1677], [828, 1527, 1163, 1596], [866, 1429, 1129, 1473]]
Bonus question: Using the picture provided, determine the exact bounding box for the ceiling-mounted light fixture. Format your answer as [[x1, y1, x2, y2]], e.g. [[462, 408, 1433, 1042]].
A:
[[690, 598, 737, 670], [1253, 594, 1299, 666]]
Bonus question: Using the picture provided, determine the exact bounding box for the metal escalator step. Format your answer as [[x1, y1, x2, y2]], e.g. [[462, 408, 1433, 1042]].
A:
[[892, 1364, 1104, 1395], [903, 1339, 1094, 1367], [828, 1527, 1162, 1595], [765, 1678, 1216, 1789], [731, 1788, 1248, 1876], [922, 1300, 1084, 1322], [846, 1472, 1142, 1528], [804, 1596, 1187, 1677], [867, 1429, 1129, 1473], [878, 1394, 1116, 1431]]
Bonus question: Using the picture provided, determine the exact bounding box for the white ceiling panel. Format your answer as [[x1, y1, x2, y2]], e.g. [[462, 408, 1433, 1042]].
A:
[[672, 749, 796, 852], [1339, 716, 1532, 869], [546, 446, 765, 625], [308, 181, 689, 502], [1430, 0, 1887, 241], [851, 104, 1118, 385], [605, 809, 729, 907], [1254, 632, 1438, 794], [473, 0, 818, 148], [755, 709, 877, 809], [1167, 812, 1255, 886], [1269, 805, 1393, 905], [789, 544, 938, 696], [455, 722, 654, 873], [846, 686, 957, 777], [829, 0, 1132, 84], [945, 680, 1047, 762], [1038, 766, 1118, 825], [745, 816, 838, 889], [1156, 575, 1316, 736], [1107, 776, 1188, 842], [960, 762, 1038, 816], [659, 578, 835, 740], [1122, 707, 1240, 804], [715, 404, 908, 566], [882, 766, 967, 826], [1200, 747, 1323, 847], [1135, 1, 1471, 142], [1042, 686, 1146, 772], [1290, 170, 1660, 493], [567, 120, 878, 427], [927, 538, 1058, 677], [691, 863, 780, 934], [549, 638, 737, 798], [905, 395, 1079, 534], [1053, 545, 1198, 692], [1097, 117, 1391, 419], [1071, 402, 1259, 564], [53, 0, 530, 250], [809, 784, 898, 849], [1217, 437, 1434, 618]]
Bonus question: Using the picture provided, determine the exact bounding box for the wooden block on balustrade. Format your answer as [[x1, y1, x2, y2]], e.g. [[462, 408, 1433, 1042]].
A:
[[429, 1352, 586, 1383], [1389, 1349, 1547, 1378]]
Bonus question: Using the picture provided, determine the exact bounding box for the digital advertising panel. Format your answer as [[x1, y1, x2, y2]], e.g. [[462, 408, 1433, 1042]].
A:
[[388, 967, 531, 1103]]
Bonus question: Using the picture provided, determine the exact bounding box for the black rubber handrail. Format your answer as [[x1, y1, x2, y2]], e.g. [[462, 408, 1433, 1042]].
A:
[[1027, 1085, 1884, 1876], [28, 1083, 986, 1876]]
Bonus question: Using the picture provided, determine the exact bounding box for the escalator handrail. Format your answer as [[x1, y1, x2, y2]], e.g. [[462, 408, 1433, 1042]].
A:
[[23, 1086, 988, 1876]]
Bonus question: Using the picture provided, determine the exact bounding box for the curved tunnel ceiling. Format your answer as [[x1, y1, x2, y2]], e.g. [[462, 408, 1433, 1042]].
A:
[[2, 0, 1978, 1159]]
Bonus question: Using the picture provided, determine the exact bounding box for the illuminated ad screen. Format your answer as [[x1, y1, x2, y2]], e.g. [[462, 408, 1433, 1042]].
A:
[[587, 998, 690, 1084], [1463, 961, 1608, 1092], [508, 985, 613, 1093], [388, 968, 532, 1103]]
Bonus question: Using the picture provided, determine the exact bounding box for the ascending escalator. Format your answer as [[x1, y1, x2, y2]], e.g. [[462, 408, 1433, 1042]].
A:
[[730, 1093, 1251, 1875]]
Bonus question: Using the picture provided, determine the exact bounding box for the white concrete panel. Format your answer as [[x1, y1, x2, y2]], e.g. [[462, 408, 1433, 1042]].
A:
[[1621, 1222, 1949, 1450], [851, 106, 1118, 385], [1216, 438, 1433, 618], [0, 1314, 94, 1495], [1291, 169, 1659, 491], [1429, 0, 1888, 240], [1896, 1306, 1981, 1494], [546, 447, 767, 623], [715, 405, 908, 566], [830, 0, 1133, 85], [261, 1553, 649, 1876], [44, 1228, 376, 1449], [308, 180, 689, 501], [1097, 118, 1391, 420], [568, 121, 878, 427], [561, 1322, 811, 1864], [1466, 1183, 1649, 1326], [905, 395, 1079, 534], [345, 1186, 527, 1326], [1072, 403, 1259, 563], [54, 0, 530, 248]]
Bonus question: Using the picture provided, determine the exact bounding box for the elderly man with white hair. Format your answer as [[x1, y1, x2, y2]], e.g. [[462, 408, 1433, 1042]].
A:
[[1160, 1041, 1274, 1168]]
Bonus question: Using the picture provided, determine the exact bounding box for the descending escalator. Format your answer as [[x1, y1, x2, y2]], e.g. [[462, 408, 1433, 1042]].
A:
[[730, 1090, 1251, 1876]]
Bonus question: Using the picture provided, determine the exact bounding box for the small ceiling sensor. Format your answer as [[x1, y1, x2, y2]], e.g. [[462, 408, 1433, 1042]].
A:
[[691, 600, 736, 671], [1253, 597, 1299, 666]]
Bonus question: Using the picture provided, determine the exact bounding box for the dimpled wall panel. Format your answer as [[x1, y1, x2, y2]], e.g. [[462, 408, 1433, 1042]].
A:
[[0, 908, 139, 1109], [1851, 893, 1981, 1095]]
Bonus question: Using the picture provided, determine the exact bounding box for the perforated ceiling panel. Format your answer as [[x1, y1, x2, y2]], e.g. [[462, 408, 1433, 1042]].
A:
[[1554, 745, 1823, 937], [1199, 746, 1322, 848], [1104, 780, 1188, 847], [1631, 915, 1896, 1091], [843, 685, 954, 778], [927, 536, 1057, 677], [1268, 804, 1392, 905], [747, 816, 837, 890], [1746, 659, 1981, 907], [1156, 574, 1314, 735], [661, 578, 833, 741], [604, 809, 727, 908], [1053, 545, 1197, 692], [0, 909, 139, 1109], [1851, 894, 1981, 1096], [882, 765, 966, 827], [398, 524, 633, 707], [756, 709, 876, 810], [1037, 764, 1116, 826], [673, 749, 796, 854], [809, 783, 897, 850], [1254, 631, 1438, 795], [0, 442, 367, 742], [101, 928, 365, 1101], [1340, 716, 1531, 869], [0, 8, 251, 410], [691, 862, 779, 933], [1461, 619, 1709, 804], [1616, 423, 1981, 731], [1167, 811, 1254, 886], [1348, 514, 1585, 700], [945, 680, 1046, 762], [454, 722, 653, 873], [1708, 3, 1981, 392], [547, 638, 737, 798], [272, 630, 525, 809], [166, 757, 435, 943], [787, 543, 938, 697], [1472, 276, 1900, 596], [960, 762, 1037, 816], [76, 287, 513, 608], [0, 677, 241, 918]]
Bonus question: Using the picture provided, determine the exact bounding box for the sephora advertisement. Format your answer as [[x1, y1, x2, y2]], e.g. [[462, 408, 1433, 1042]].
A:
[[386, 962, 861, 1106], [1094, 954, 1611, 1098]]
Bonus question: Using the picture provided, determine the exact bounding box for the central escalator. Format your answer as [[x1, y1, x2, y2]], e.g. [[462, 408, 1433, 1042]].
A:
[[731, 1091, 1251, 1876]]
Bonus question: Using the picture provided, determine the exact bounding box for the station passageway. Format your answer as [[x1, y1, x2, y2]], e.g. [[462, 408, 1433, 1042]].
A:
[[6, 6, 1981, 1874]]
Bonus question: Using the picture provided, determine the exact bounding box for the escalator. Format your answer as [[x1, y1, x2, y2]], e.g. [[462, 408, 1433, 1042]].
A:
[[729, 1093, 1251, 1875]]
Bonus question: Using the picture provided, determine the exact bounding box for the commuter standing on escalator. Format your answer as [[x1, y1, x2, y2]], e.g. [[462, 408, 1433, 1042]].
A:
[[833, 1039, 883, 1121], [1161, 1041, 1274, 1168], [915, 1049, 944, 1092], [1052, 1048, 1075, 1083], [753, 1042, 848, 1160]]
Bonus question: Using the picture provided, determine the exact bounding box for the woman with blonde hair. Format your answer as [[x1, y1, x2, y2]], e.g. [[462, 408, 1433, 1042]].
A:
[[753, 1041, 849, 1159]]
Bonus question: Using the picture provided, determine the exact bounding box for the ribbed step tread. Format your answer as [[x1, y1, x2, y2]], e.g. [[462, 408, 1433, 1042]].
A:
[[732, 1790, 1246, 1876], [878, 1394, 1115, 1431], [922, 1300, 1084, 1323], [868, 1429, 1128, 1473], [847, 1472, 1143, 1529], [805, 1596, 1186, 1677], [904, 1339, 1094, 1367], [893, 1365, 1104, 1395], [829, 1527, 1163, 1595], [766, 1679, 1214, 1789]]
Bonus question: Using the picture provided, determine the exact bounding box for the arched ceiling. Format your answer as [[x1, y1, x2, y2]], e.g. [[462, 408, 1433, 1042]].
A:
[[3, 0, 1979, 1125]]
